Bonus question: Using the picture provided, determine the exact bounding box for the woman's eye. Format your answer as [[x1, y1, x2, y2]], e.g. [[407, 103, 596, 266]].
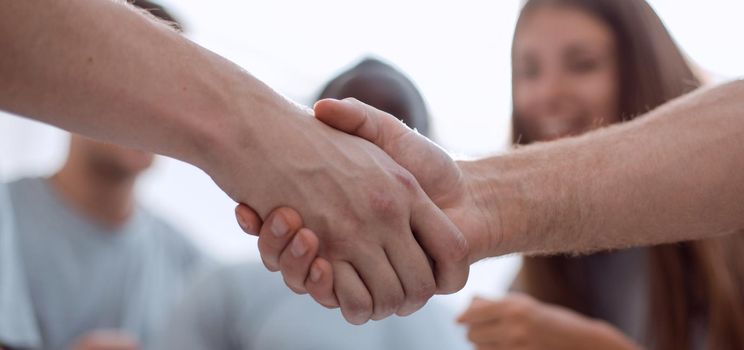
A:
[[568, 59, 599, 73], [516, 65, 539, 79]]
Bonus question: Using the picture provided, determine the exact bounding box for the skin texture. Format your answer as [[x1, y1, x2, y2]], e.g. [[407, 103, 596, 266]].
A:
[[241, 77, 744, 318], [0, 0, 470, 324]]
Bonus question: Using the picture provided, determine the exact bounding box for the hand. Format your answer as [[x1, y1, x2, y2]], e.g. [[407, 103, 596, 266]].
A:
[[218, 101, 469, 324], [457, 294, 640, 350], [70, 330, 139, 350], [235, 204, 338, 308], [234, 98, 500, 313]]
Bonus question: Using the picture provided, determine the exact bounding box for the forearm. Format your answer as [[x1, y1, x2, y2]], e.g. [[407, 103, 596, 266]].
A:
[[468, 80, 744, 255], [0, 0, 301, 170]]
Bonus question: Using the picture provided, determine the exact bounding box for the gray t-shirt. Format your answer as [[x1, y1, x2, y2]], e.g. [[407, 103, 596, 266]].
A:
[[0, 183, 41, 349], [4, 177, 210, 350], [156, 263, 470, 350]]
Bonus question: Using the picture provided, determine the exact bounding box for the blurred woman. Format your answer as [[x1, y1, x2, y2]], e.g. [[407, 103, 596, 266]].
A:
[[459, 0, 744, 349]]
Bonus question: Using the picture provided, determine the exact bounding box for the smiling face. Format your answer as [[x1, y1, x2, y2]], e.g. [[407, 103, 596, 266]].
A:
[[512, 5, 620, 142]]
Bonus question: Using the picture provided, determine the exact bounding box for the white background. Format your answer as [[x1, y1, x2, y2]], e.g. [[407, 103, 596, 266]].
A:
[[1, 0, 742, 312]]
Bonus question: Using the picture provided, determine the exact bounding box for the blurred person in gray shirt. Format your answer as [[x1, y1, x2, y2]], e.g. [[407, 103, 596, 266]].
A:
[[2, 124, 210, 350]]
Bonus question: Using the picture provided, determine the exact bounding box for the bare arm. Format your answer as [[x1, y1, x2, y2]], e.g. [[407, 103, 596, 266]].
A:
[[469, 80, 744, 255], [0, 0, 235, 165], [0, 0, 470, 323], [245, 81, 744, 315]]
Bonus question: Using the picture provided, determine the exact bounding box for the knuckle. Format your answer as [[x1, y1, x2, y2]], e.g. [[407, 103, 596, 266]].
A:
[[276, 206, 303, 230], [386, 291, 406, 313], [392, 168, 418, 193], [409, 279, 436, 304], [366, 188, 401, 219], [373, 292, 404, 320]]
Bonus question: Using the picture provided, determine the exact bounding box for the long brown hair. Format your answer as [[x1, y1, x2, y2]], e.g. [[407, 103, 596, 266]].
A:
[[511, 1, 744, 349]]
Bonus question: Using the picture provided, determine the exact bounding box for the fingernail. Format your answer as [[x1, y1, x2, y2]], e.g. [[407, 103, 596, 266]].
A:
[[310, 264, 322, 283], [235, 212, 257, 235], [291, 236, 308, 257], [271, 214, 288, 237]]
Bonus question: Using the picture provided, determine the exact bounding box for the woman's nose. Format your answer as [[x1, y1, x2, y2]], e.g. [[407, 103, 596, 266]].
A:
[[534, 71, 566, 106]]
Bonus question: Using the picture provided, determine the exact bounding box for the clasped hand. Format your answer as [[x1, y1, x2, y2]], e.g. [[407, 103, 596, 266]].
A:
[[231, 98, 497, 324]]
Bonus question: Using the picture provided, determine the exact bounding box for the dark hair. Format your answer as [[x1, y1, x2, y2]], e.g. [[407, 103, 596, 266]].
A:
[[130, 0, 183, 32], [511, 1, 744, 350], [317, 58, 431, 137]]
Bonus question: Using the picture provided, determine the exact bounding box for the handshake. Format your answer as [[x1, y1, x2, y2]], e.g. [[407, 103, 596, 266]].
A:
[[214, 98, 515, 325]]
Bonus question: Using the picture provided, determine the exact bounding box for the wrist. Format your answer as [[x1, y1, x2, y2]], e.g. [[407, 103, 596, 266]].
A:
[[183, 63, 313, 205], [456, 158, 528, 260], [155, 52, 252, 170]]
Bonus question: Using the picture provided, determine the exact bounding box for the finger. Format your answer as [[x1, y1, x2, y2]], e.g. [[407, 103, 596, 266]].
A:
[[234, 203, 262, 235], [314, 98, 405, 149], [410, 198, 469, 294], [333, 261, 373, 325], [466, 322, 507, 345], [383, 234, 437, 316], [257, 207, 303, 271], [457, 297, 507, 324], [352, 246, 406, 321], [305, 257, 339, 308], [278, 228, 319, 294], [316, 98, 455, 199]]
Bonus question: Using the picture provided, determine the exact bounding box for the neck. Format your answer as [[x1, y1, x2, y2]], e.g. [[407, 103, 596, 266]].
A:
[[51, 157, 137, 229]]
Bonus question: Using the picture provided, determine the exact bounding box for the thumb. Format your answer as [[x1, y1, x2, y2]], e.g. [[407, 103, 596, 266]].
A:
[[314, 98, 409, 151], [314, 98, 459, 202]]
